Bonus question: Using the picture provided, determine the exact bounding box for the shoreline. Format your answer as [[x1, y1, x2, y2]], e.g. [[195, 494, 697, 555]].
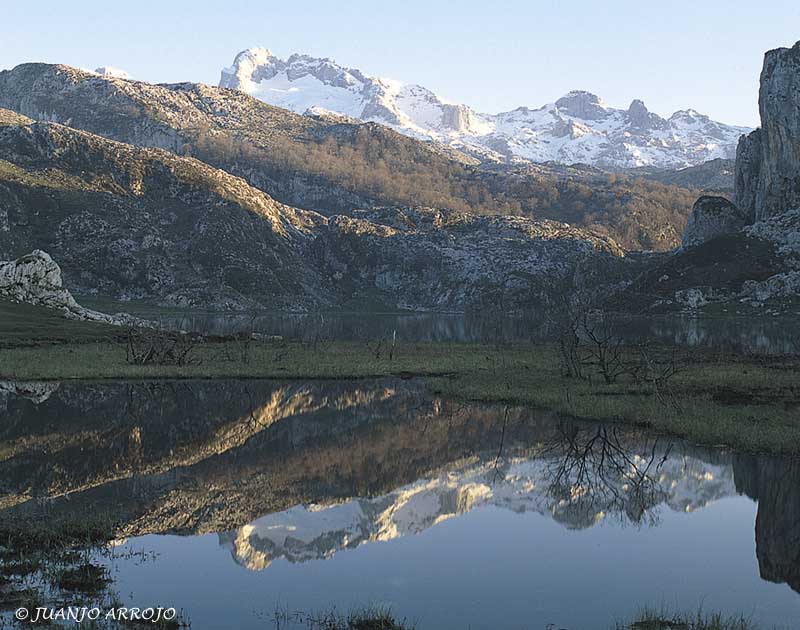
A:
[[2, 339, 799, 456]]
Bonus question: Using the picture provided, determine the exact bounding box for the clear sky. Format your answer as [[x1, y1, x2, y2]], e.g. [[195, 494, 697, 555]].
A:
[[2, 0, 798, 127]]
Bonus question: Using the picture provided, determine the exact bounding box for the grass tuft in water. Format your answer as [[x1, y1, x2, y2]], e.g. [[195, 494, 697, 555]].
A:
[[619, 606, 762, 630], [272, 605, 414, 630]]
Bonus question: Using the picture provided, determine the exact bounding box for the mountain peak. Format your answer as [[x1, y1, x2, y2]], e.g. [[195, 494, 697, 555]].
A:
[[554, 91, 608, 120], [628, 98, 648, 114], [234, 47, 275, 64]]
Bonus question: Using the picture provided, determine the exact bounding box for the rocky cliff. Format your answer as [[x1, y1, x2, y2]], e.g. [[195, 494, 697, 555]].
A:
[[642, 41, 800, 315], [735, 41, 800, 221]]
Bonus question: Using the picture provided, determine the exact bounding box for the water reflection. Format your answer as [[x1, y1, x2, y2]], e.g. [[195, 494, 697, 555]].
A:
[[220, 425, 739, 572], [146, 310, 800, 353], [1, 379, 799, 627]]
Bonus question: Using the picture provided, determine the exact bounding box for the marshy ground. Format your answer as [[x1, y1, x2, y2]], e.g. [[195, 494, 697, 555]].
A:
[[2, 296, 798, 456]]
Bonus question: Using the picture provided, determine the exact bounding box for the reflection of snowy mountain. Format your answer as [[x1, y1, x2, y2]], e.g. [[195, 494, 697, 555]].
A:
[[221, 450, 736, 570]]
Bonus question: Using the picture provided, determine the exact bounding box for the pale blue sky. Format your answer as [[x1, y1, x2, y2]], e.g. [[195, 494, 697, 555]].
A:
[[2, 0, 798, 126]]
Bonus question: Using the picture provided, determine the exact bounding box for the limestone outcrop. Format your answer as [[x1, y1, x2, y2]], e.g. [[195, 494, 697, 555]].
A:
[[0, 250, 145, 325], [682, 196, 747, 247], [735, 41, 800, 221], [313, 207, 629, 311]]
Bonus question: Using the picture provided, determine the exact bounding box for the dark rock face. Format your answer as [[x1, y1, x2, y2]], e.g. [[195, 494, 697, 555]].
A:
[[735, 41, 800, 221], [734, 456, 800, 593], [627, 99, 668, 131], [734, 129, 763, 221], [312, 207, 628, 311], [682, 195, 747, 247]]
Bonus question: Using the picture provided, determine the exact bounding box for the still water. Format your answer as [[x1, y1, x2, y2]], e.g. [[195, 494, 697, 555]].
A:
[[1, 379, 799, 629], [145, 311, 800, 354]]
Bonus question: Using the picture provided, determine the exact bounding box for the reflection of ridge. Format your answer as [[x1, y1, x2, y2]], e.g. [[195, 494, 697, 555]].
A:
[[0, 380, 419, 498], [221, 428, 738, 571]]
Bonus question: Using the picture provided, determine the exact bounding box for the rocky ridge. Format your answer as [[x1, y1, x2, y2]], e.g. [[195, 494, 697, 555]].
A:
[[0, 111, 331, 309], [313, 207, 628, 310]]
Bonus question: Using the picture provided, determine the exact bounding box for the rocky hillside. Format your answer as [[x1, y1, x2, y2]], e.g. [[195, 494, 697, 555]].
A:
[[0, 63, 703, 250], [629, 158, 735, 194], [0, 112, 329, 309], [220, 47, 749, 169], [313, 207, 627, 311], [0, 109, 628, 311]]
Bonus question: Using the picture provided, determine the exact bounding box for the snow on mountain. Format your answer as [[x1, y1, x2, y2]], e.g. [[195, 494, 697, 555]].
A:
[[219, 48, 751, 170], [93, 66, 131, 80], [220, 449, 736, 570]]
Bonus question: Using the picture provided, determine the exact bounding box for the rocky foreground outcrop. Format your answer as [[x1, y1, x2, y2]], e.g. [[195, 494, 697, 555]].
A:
[[735, 41, 800, 221], [0, 250, 143, 325]]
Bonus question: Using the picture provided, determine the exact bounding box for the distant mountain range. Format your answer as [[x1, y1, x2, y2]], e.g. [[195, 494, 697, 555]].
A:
[[220, 47, 751, 169]]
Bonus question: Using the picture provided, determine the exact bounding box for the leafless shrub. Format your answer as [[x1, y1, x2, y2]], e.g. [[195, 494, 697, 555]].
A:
[[125, 326, 199, 366], [635, 346, 683, 411], [545, 286, 589, 379], [365, 330, 399, 362], [538, 423, 671, 526]]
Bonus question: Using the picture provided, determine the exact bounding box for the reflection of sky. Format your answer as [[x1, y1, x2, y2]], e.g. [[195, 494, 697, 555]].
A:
[[108, 497, 800, 630]]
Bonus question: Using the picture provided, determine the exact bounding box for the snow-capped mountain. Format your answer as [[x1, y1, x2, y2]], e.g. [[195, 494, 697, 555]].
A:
[[219, 47, 751, 169]]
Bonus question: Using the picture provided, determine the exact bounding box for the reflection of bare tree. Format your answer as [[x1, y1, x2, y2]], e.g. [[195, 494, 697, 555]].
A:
[[534, 423, 673, 527]]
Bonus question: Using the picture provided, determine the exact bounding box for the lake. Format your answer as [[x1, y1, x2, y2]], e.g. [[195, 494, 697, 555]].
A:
[[1, 379, 798, 629], [136, 310, 800, 354]]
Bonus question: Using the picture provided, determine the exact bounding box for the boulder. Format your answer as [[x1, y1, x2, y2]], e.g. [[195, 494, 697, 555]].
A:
[[682, 195, 747, 247], [0, 250, 147, 326]]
